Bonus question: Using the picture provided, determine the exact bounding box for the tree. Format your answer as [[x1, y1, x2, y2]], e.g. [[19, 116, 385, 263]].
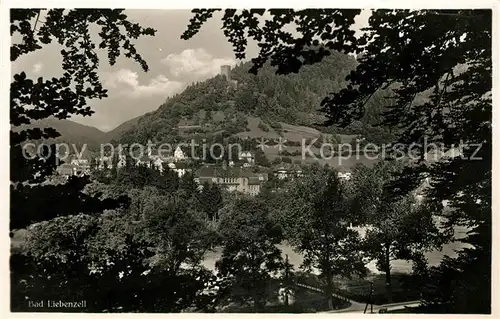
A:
[[16, 206, 217, 312], [8, 8, 224, 313], [271, 157, 282, 165], [89, 156, 97, 171], [11, 175, 130, 230], [12, 213, 102, 311], [257, 121, 270, 132], [197, 183, 223, 221], [182, 9, 359, 75], [350, 162, 445, 303], [216, 197, 284, 311], [110, 154, 119, 179], [14, 211, 153, 312], [330, 11, 491, 313], [254, 148, 270, 167], [138, 192, 216, 274], [160, 163, 180, 193], [280, 165, 367, 309], [11, 8, 155, 229], [178, 172, 199, 202], [281, 156, 292, 164], [183, 9, 492, 313]]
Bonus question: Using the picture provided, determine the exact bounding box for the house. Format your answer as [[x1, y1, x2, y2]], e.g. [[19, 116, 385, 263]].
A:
[[273, 164, 304, 180], [174, 146, 186, 162], [273, 164, 352, 181], [56, 162, 89, 177], [70, 158, 89, 166], [134, 155, 148, 168], [238, 151, 254, 164], [69, 158, 90, 174], [117, 155, 127, 168], [96, 154, 127, 169], [151, 157, 164, 171], [148, 147, 173, 163], [57, 163, 77, 177], [167, 162, 190, 177], [195, 166, 268, 196], [130, 146, 191, 177], [338, 171, 352, 180], [93, 147, 191, 179], [97, 156, 112, 169]]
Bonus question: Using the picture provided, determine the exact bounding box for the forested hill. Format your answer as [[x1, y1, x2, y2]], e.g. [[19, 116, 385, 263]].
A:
[[14, 50, 394, 150], [14, 118, 106, 150], [115, 50, 392, 145]]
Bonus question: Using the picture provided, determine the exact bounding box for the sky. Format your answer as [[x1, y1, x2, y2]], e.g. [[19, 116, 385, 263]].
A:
[[11, 9, 371, 132]]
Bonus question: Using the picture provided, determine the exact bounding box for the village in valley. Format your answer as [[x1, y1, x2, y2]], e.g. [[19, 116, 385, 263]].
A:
[[57, 144, 353, 197], [54, 63, 357, 197]]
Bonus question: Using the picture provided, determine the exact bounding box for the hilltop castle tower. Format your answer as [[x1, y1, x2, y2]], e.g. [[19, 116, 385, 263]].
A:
[[220, 65, 231, 81]]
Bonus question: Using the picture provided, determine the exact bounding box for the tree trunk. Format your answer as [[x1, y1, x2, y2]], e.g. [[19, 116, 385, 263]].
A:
[[253, 291, 260, 312], [284, 254, 290, 307], [385, 244, 392, 304], [325, 273, 334, 310], [251, 250, 262, 312]]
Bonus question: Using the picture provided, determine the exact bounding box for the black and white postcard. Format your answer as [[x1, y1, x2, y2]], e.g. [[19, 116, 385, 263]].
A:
[[4, 2, 498, 316]]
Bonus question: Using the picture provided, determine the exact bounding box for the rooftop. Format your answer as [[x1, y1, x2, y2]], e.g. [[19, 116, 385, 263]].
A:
[[170, 162, 189, 169], [196, 166, 267, 179], [274, 163, 303, 172]]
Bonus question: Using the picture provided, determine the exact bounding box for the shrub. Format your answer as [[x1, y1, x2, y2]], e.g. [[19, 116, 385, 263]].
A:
[[269, 121, 282, 131], [271, 157, 282, 165], [285, 140, 302, 147], [258, 121, 270, 132]]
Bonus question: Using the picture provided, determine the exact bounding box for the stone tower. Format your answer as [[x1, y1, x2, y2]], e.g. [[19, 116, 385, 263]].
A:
[[220, 65, 231, 81]]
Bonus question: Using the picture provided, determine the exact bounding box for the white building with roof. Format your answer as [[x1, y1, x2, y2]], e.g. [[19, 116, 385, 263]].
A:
[[238, 151, 254, 164], [174, 146, 186, 162], [168, 162, 189, 177]]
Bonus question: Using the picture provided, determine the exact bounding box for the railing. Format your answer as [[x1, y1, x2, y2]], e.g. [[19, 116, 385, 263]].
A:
[[294, 282, 351, 304]]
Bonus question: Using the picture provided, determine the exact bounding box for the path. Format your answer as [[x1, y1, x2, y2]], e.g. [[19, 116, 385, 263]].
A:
[[296, 282, 421, 313], [294, 282, 366, 312], [321, 300, 422, 313]]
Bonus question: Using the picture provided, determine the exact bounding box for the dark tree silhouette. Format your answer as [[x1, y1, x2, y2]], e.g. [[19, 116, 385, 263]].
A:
[[280, 165, 367, 309], [182, 9, 492, 313], [10, 9, 156, 230], [216, 197, 284, 311]]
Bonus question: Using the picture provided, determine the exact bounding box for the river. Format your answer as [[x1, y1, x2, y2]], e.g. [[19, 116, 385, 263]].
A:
[[202, 226, 471, 274]]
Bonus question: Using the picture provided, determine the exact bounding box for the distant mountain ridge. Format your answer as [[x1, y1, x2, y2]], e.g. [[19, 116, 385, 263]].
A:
[[14, 118, 105, 149], [102, 115, 142, 143], [13, 50, 394, 154], [14, 115, 143, 151]]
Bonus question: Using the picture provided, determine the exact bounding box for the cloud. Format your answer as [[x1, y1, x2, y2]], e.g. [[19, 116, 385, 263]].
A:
[[161, 48, 236, 80], [103, 68, 184, 98], [32, 62, 43, 74]]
